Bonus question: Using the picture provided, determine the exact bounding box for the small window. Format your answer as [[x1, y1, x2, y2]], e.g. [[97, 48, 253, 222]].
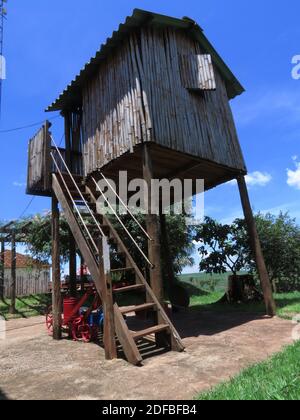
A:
[[178, 53, 216, 91]]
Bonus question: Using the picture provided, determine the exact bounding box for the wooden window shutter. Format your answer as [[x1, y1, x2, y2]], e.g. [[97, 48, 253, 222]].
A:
[[179, 53, 216, 91]]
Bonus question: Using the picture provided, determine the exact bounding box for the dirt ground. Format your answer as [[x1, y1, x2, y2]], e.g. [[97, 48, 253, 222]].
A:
[[0, 310, 295, 400]]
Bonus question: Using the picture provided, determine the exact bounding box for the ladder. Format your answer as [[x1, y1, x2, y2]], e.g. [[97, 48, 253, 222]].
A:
[[51, 143, 184, 365]]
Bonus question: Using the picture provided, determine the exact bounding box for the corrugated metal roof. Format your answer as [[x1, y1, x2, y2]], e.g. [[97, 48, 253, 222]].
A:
[[46, 9, 244, 112]]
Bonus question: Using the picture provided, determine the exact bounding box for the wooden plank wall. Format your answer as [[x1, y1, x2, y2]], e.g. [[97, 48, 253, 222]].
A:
[[81, 27, 246, 175], [27, 122, 52, 195], [82, 33, 152, 175], [4, 269, 50, 298], [139, 27, 246, 171]]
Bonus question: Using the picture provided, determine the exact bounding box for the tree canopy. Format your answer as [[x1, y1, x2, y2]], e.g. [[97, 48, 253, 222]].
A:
[[195, 213, 300, 293]]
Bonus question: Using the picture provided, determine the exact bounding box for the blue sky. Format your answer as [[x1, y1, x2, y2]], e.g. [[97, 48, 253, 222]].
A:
[[0, 1, 299, 271]]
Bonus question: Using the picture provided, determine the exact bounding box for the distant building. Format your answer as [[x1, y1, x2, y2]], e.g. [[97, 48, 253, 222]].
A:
[[3, 250, 50, 297]]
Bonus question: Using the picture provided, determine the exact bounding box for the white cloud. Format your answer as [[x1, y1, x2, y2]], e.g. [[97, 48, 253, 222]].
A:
[[227, 171, 272, 188], [13, 181, 26, 188], [245, 171, 272, 187], [287, 160, 300, 190]]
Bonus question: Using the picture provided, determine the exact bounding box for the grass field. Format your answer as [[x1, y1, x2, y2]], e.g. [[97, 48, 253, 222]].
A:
[[179, 273, 300, 320], [197, 341, 300, 400], [0, 294, 51, 320]]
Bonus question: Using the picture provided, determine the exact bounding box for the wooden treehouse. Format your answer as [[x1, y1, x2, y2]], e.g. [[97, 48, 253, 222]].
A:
[[26, 9, 275, 365]]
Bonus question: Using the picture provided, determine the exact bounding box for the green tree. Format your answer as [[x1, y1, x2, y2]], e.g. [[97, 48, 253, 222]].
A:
[[194, 216, 249, 276], [20, 214, 71, 263], [247, 212, 300, 293]]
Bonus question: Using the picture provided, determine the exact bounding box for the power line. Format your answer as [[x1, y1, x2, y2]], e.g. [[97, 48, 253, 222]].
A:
[[18, 196, 36, 220], [0, 115, 61, 134]]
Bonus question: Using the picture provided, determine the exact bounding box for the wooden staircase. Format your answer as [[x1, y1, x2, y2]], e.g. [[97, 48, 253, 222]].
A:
[[51, 171, 184, 365]]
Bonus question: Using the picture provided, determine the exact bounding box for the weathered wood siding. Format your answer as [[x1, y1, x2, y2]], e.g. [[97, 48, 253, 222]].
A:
[[140, 27, 246, 171], [27, 122, 51, 195], [82, 34, 152, 175], [81, 27, 246, 175], [4, 268, 50, 298]]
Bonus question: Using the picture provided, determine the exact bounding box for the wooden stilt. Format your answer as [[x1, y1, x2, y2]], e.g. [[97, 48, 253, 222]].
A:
[[237, 175, 276, 316], [159, 213, 175, 285], [80, 255, 85, 292], [69, 232, 77, 297], [52, 195, 62, 340], [9, 231, 16, 314], [142, 144, 164, 304], [0, 239, 4, 300], [99, 236, 117, 360]]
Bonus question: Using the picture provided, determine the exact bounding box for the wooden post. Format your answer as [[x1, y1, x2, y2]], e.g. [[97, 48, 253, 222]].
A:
[[142, 144, 164, 304], [80, 255, 85, 292], [9, 231, 16, 314], [0, 239, 4, 300], [100, 236, 117, 360], [160, 213, 175, 286], [52, 195, 62, 340], [237, 175, 276, 316], [69, 232, 77, 297]]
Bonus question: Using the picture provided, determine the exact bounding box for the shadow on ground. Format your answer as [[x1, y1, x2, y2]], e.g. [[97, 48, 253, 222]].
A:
[[171, 307, 268, 338]]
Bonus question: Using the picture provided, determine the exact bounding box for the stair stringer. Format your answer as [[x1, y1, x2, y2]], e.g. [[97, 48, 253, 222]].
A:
[[52, 174, 105, 301]]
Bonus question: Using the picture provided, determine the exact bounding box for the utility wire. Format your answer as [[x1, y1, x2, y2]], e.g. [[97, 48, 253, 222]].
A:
[[18, 196, 36, 220], [0, 115, 60, 134]]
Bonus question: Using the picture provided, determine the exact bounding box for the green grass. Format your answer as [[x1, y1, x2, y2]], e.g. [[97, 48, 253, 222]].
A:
[[0, 294, 51, 320], [275, 292, 300, 320], [197, 341, 300, 400], [179, 273, 300, 320]]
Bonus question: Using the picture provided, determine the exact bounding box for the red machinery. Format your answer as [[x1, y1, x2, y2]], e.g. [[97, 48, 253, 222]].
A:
[[46, 287, 103, 343]]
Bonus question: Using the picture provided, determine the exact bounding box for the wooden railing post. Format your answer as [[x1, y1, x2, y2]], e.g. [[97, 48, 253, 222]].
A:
[[142, 144, 164, 304], [237, 175, 276, 316], [69, 231, 77, 297], [100, 236, 117, 360], [52, 195, 62, 340]]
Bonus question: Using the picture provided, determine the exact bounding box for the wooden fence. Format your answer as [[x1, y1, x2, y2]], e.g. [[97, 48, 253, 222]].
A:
[[3, 269, 50, 298]]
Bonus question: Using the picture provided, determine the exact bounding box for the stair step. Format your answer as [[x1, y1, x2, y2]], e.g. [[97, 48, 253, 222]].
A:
[[132, 324, 169, 341], [111, 267, 134, 274], [113, 284, 145, 294], [70, 191, 90, 200], [120, 303, 156, 315], [63, 185, 86, 193], [61, 173, 84, 185]]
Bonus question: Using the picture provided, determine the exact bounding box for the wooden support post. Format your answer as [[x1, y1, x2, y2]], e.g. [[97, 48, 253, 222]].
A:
[[0, 239, 4, 300], [142, 144, 164, 304], [52, 195, 62, 340], [80, 255, 85, 292], [237, 175, 276, 316], [100, 237, 117, 360], [9, 232, 16, 314], [69, 232, 77, 297], [160, 213, 175, 286]]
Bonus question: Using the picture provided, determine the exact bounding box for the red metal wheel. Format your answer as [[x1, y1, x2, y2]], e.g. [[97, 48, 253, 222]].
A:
[[71, 317, 83, 341], [78, 323, 92, 343]]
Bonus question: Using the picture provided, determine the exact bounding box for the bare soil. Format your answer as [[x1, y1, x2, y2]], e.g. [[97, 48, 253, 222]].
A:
[[0, 310, 295, 400]]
